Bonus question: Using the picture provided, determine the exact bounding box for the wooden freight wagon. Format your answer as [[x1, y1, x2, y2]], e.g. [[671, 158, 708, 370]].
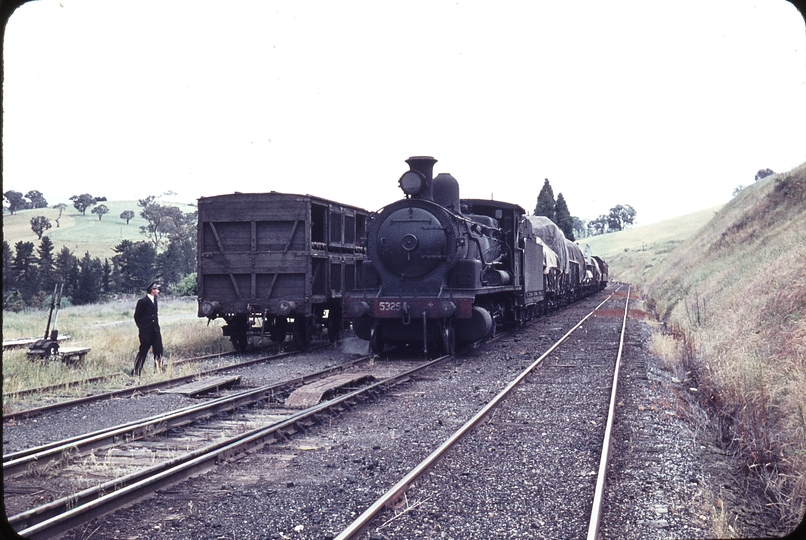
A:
[[197, 192, 368, 350]]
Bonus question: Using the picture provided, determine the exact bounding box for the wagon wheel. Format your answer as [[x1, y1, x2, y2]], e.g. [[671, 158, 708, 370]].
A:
[[293, 317, 312, 351], [270, 327, 286, 344], [326, 310, 343, 344], [267, 317, 288, 344], [231, 333, 249, 352]]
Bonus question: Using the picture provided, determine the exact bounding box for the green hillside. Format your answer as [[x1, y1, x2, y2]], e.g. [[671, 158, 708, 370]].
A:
[[3, 201, 196, 259], [584, 205, 723, 283], [606, 162, 806, 533]]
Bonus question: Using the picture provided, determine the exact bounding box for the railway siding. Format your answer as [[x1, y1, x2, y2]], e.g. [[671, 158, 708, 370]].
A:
[[8, 289, 774, 539]]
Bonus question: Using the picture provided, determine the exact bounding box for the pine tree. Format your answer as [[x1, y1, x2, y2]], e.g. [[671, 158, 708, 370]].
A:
[[3, 240, 17, 298], [555, 193, 575, 241], [37, 236, 57, 294], [73, 252, 103, 305], [113, 240, 156, 293], [102, 259, 113, 294], [534, 178, 555, 222], [55, 246, 79, 298], [13, 241, 39, 305]]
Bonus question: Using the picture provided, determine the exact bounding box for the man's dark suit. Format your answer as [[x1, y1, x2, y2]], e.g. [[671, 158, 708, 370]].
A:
[[133, 294, 162, 375]]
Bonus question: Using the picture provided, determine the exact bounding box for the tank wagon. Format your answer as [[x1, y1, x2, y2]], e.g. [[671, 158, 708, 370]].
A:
[[344, 156, 607, 356], [197, 192, 368, 350]]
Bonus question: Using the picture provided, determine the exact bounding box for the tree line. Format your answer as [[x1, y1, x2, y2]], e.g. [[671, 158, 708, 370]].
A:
[[533, 178, 636, 239], [3, 193, 197, 311]]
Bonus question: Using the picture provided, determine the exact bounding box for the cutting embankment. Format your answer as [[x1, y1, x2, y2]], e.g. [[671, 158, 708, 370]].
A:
[[591, 162, 806, 532]]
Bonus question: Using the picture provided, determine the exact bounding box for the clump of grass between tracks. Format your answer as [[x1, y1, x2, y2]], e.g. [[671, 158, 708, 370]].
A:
[[593, 161, 806, 534], [2, 296, 231, 400]]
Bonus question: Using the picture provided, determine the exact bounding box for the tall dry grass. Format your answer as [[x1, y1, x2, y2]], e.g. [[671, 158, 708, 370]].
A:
[[2, 296, 232, 399], [640, 163, 806, 532]]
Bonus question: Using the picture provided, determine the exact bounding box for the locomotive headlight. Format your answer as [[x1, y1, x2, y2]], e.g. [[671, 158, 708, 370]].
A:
[[399, 170, 427, 196]]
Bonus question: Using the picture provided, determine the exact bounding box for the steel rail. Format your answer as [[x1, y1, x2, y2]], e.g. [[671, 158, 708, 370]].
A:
[[333, 288, 621, 540], [3, 354, 369, 472], [2, 343, 328, 423], [2, 350, 238, 401], [13, 351, 454, 540], [586, 285, 631, 540]]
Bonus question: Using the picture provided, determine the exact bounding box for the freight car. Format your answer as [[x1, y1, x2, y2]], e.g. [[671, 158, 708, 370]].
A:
[[344, 156, 606, 355], [197, 192, 368, 350]]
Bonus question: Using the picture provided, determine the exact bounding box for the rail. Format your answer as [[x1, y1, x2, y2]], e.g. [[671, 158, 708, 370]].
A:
[[333, 287, 623, 539]]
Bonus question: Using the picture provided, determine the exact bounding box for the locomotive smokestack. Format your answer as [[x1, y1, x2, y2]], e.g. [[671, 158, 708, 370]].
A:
[[399, 156, 438, 200], [405, 156, 437, 180]]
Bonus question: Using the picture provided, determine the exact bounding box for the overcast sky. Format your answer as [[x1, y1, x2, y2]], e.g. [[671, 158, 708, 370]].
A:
[[3, 0, 805, 225]]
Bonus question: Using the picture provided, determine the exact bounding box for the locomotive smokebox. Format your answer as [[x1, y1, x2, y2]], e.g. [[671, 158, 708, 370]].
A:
[[399, 156, 438, 200]]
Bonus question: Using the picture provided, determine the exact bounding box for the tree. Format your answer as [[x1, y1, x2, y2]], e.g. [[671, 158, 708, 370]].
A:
[[30, 216, 53, 239], [120, 210, 135, 224], [70, 193, 97, 215], [25, 190, 48, 209], [13, 241, 39, 305], [53, 203, 68, 228], [606, 204, 637, 231], [92, 204, 110, 221], [588, 215, 609, 236], [113, 240, 156, 293], [72, 252, 103, 305], [4, 190, 26, 215], [37, 236, 57, 294], [554, 193, 575, 241], [138, 197, 184, 250], [755, 168, 775, 181], [3, 241, 15, 294], [55, 246, 79, 299], [101, 258, 113, 294], [572, 217, 587, 239], [534, 179, 556, 223]]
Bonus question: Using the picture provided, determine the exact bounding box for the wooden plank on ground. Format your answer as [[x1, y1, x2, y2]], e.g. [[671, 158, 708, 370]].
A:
[[3, 335, 72, 350], [284, 373, 374, 409], [161, 376, 241, 397]]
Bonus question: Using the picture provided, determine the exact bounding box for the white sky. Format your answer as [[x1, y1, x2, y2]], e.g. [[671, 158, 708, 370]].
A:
[[3, 0, 805, 225]]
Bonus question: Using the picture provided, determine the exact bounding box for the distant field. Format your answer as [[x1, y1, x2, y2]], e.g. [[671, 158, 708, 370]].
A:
[[3, 200, 197, 259], [584, 205, 723, 282]]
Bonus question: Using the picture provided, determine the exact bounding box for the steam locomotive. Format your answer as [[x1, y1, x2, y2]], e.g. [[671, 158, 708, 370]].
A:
[[343, 156, 608, 355]]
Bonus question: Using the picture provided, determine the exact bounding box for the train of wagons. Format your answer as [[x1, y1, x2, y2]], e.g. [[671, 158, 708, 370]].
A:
[[196, 156, 607, 353]]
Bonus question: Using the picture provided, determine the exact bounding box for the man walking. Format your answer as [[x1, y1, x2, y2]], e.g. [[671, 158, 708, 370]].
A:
[[133, 281, 163, 376]]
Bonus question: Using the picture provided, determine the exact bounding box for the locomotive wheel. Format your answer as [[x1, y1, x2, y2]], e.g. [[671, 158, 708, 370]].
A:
[[369, 325, 384, 355], [440, 324, 456, 356]]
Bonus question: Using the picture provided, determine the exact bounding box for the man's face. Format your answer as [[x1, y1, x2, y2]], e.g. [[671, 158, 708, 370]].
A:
[[152, 287, 160, 297]]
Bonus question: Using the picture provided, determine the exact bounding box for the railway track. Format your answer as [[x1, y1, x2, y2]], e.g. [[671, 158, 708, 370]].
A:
[[2, 349, 239, 402], [6, 353, 453, 539], [7, 286, 633, 539], [2, 342, 329, 422], [333, 285, 631, 539]]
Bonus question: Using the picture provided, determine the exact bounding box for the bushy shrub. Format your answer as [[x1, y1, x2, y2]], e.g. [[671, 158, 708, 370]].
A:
[[173, 272, 197, 297]]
